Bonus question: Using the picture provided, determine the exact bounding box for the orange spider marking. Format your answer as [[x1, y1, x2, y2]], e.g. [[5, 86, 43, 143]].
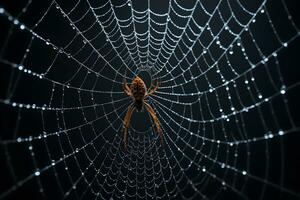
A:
[[122, 76, 162, 150]]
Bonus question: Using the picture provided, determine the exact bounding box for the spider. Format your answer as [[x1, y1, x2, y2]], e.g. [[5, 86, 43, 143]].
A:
[[122, 75, 163, 150]]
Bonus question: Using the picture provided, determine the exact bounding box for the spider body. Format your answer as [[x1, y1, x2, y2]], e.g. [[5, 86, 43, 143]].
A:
[[122, 75, 163, 150], [130, 76, 147, 111]]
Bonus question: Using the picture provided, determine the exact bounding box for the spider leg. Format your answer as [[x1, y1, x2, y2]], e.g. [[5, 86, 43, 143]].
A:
[[123, 104, 135, 150], [144, 102, 163, 146], [123, 77, 132, 96], [147, 80, 160, 96]]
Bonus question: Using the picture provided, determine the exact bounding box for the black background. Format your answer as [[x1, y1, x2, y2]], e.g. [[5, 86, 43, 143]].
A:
[[0, 0, 300, 200]]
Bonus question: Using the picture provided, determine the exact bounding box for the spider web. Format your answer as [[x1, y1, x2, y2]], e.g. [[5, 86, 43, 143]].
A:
[[0, 0, 300, 199]]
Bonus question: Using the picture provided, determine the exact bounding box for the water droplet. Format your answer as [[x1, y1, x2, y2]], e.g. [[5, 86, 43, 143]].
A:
[[35, 171, 40, 176], [20, 24, 25, 30], [278, 130, 284, 135], [13, 19, 19, 25], [242, 170, 247, 175], [280, 85, 286, 94], [18, 65, 24, 70], [269, 133, 274, 138], [0, 8, 5, 14]]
